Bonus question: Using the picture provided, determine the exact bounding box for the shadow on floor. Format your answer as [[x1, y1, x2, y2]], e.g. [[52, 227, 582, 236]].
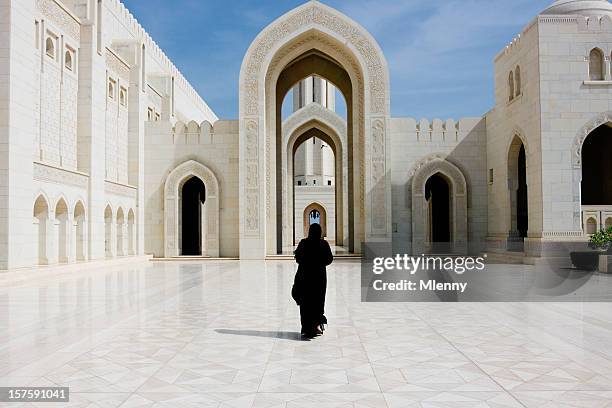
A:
[[215, 329, 305, 341]]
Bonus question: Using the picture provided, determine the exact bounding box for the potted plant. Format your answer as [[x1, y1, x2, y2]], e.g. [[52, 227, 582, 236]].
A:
[[571, 227, 612, 271]]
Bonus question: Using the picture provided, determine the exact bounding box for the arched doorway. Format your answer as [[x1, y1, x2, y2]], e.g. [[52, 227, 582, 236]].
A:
[[239, 2, 391, 259], [55, 198, 68, 263], [302, 203, 327, 240], [164, 160, 220, 258], [508, 135, 528, 250], [581, 123, 612, 233], [180, 176, 206, 256], [33, 195, 49, 265], [116, 208, 125, 256], [104, 205, 113, 258], [283, 103, 348, 251], [425, 173, 451, 246], [73, 201, 86, 262], [411, 156, 468, 254]]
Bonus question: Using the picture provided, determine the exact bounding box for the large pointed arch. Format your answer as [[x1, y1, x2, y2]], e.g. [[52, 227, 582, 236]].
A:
[[238, 1, 391, 258], [164, 160, 220, 257], [283, 103, 347, 247]]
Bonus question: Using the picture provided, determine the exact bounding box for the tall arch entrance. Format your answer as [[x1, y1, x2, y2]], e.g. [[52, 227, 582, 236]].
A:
[[283, 104, 348, 251], [508, 135, 528, 250], [580, 123, 612, 234], [239, 2, 391, 259], [164, 160, 220, 258]]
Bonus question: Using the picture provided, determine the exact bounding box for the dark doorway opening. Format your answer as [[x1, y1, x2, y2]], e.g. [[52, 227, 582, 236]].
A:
[[517, 145, 528, 238], [582, 125, 612, 206], [425, 173, 451, 243], [181, 177, 206, 256]]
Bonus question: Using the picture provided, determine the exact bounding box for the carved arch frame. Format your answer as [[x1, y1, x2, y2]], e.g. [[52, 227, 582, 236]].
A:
[[164, 160, 220, 258], [410, 155, 468, 254], [239, 1, 391, 258]]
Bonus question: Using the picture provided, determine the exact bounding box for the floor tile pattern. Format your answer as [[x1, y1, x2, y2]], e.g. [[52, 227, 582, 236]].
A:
[[1, 261, 612, 407]]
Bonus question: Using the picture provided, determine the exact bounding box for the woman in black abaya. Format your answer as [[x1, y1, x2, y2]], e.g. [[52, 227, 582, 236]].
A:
[[292, 223, 333, 338]]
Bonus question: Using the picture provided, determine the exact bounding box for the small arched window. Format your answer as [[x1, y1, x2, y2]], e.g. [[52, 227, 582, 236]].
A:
[[589, 48, 605, 81], [514, 66, 521, 97], [108, 78, 116, 100], [508, 71, 515, 102], [64, 50, 73, 71], [45, 37, 55, 59], [119, 87, 127, 107]]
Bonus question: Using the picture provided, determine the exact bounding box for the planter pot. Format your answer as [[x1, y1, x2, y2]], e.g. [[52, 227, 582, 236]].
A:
[[570, 251, 603, 271], [599, 255, 612, 274]]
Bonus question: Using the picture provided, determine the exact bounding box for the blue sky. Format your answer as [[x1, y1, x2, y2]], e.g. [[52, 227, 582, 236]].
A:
[[121, 0, 552, 120]]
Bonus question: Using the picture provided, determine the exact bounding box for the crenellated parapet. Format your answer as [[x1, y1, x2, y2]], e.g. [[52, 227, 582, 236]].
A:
[[103, 0, 216, 120], [392, 117, 484, 144]]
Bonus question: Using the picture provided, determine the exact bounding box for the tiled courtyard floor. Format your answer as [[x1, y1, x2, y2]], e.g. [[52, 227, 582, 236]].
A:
[[1, 259, 612, 407]]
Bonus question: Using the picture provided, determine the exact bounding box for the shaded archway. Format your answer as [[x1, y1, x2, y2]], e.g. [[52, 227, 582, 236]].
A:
[[411, 156, 468, 254], [239, 2, 391, 259], [55, 198, 68, 263], [73, 201, 86, 262], [116, 207, 125, 256], [33, 195, 50, 265], [181, 177, 206, 256], [425, 173, 451, 246], [164, 160, 220, 258], [104, 205, 113, 258], [580, 123, 612, 233], [284, 104, 347, 250], [507, 135, 528, 249]]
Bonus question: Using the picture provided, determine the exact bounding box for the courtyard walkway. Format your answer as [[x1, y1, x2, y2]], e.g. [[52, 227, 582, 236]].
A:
[[1, 260, 612, 407]]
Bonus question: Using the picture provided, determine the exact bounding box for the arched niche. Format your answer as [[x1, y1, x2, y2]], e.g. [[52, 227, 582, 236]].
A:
[[411, 156, 468, 254], [283, 104, 347, 248], [33, 194, 50, 265], [164, 160, 220, 257], [239, 1, 391, 258], [303, 202, 328, 240], [73, 201, 86, 262]]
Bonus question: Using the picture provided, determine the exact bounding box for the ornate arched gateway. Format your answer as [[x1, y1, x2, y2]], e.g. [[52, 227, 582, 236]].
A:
[[164, 160, 220, 258], [239, 1, 391, 258]]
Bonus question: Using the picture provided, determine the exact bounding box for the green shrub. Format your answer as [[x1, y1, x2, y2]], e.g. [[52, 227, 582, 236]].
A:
[[589, 227, 612, 252]]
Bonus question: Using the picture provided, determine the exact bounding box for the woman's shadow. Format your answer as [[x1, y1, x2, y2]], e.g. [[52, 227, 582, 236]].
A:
[[215, 329, 305, 341]]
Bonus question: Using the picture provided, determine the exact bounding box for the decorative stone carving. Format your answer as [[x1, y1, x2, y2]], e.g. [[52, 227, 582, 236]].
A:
[[33, 161, 88, 189], [164, 160, 220, 257], [37, 0, 80, 42]]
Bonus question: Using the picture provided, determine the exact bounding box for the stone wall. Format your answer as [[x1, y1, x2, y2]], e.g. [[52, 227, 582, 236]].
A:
[[144, 120, 240, 258]]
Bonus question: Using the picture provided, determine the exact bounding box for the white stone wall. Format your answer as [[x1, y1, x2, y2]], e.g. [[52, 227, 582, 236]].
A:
[[390, 118, 488, 255], [486, 20, 543, 251], [537, 15, 612, 239], [144, 120, 239, 258]]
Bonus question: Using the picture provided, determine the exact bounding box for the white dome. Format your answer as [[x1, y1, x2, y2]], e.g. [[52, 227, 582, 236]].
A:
[[542, 0, 612, 16]]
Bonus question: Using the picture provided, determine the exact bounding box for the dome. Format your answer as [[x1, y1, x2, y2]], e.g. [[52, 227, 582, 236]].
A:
[[541, 0, 612, 16]]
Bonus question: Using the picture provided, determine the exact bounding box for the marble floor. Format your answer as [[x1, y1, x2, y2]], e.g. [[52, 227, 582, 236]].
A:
[[1, 260, 612, 407]]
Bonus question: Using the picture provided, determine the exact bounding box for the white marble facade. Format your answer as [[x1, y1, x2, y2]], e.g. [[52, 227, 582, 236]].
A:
[[1, 0, 612, 268]]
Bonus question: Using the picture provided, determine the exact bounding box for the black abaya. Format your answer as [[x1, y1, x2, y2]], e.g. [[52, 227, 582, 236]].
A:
[[293, 238, 333, 336]]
